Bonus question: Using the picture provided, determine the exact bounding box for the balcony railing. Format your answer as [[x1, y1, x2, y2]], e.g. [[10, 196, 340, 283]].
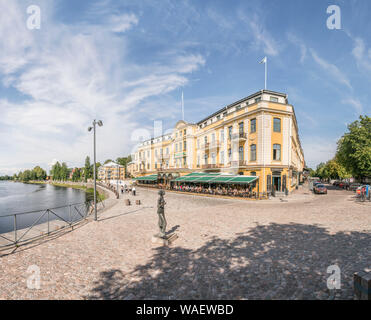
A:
[[227, 160, 248, 167], [201, 141, 220, 150], [201, 164, 223, 169], [228, 133, 247, 141]]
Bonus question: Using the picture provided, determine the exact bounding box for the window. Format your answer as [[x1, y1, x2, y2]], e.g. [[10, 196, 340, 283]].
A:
[[270, 96, 278, 103], [217, 115, 220, 121], [228, 126, 233, 138], [220, 151, 224, 164], [183, 157, 187, 165], [239, 146, 244, 161], [184, 129, 187, 135], [220, 129, 224, 142], [250, 144, 256, 161], [273, 144, 281, 161], [204, 136, 208, 144], [179, 142, 182, 151], [223, 112, 227, 118], [239, 122, 244, 134], [197, 139, 200, 148], [204, 154, 208, 165], [211, 133, 215, 142], [250, 119, 256, 133], [273, 118, 281, 133], [175, 144, 178, 152], [255, 97, 261, 103], [184, 141, 187, 151], [236, 104, 241, 110], [228, 148, 232, 161], [211, 153, 216, 164], [251, 171, 256, 176], [166, 147, 169, 154]]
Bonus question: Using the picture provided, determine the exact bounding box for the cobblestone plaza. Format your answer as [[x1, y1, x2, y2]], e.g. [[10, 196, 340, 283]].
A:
[[0, 184, 369, 300]]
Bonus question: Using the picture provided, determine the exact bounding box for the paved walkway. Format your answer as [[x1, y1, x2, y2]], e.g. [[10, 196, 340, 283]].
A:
[[0, 184, 370, 300]]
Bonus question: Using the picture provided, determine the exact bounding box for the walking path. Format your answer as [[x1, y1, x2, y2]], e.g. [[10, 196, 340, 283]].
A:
[[0, 184, 369, 300]]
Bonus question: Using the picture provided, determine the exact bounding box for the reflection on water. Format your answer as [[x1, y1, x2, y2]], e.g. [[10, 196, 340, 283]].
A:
[[0, 181, 88, 234]]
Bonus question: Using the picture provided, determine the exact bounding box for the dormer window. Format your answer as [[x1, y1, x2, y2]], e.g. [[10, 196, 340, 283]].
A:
[[255, 97, 261, 103], [270, 96, 278, 103]]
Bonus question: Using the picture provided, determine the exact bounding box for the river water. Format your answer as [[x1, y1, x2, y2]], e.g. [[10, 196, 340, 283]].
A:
[[0, 181, 88, 234]]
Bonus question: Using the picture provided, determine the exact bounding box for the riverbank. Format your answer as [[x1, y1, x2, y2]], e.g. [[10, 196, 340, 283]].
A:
[[25, 181, 107, 201]]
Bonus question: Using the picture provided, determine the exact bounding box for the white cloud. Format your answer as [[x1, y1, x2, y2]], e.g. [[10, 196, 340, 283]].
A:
[[0, 1, 205, 175], [301, 137, 337, 169], [246, 15, 280, 56], [109, 13, 139, 33], [0, 0, 34, 74], [287, 33, 307, 63], [310, 49, 352, 90], [341, 98, 363, 115], [351, 37, 371, 73]]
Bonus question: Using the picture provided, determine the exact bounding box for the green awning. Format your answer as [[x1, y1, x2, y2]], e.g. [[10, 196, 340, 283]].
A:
[[210, 176, 235, 183], [192, 176, 219, 182], [227, 176, 258, 184], [133, 174, 158, 181], [174, 174, 258, 185]]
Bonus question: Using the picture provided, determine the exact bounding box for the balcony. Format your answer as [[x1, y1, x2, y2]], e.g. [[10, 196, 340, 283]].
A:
[[228, 133, 247, 141], [202, 164, 218, 169], [227, 160, 248, 167], [201, 141, 220, 151]]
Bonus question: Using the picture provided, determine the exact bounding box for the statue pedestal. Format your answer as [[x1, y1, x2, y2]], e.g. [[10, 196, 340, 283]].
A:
[[152, 233, 178, 246]]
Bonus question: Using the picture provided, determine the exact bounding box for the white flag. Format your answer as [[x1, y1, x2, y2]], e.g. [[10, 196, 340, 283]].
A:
[[260, 56, 267, 64]]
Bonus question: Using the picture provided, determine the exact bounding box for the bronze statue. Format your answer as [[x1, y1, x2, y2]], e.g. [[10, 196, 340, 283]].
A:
[[157, 189, 167, 238]]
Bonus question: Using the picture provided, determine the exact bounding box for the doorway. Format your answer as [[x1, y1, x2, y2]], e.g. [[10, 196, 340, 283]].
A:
[[272, 175, 281, 192]]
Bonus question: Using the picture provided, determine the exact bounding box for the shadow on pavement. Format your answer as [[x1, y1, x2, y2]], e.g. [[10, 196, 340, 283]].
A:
[[86, 223, 370, 300]]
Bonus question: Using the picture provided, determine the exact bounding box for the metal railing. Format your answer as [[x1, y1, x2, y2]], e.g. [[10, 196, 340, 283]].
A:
[[0, 199, 105, 249]]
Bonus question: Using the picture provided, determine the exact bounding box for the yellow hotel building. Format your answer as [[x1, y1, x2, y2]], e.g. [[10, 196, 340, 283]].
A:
[[132, 90, 305, 195]]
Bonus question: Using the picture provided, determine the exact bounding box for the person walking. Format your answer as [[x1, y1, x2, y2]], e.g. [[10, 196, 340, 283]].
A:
[[132, 186, 136, 196]]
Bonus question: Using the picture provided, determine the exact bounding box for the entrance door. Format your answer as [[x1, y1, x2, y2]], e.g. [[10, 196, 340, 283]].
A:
[[273, 176, 281, 191]]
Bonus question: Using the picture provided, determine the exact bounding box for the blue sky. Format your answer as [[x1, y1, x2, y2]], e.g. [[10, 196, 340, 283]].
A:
[[0, 0, 370, 174]]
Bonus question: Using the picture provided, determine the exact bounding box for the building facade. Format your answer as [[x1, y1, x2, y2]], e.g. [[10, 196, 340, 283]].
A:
[[131, 90, 305, 195], [98, 161, 126, 181]]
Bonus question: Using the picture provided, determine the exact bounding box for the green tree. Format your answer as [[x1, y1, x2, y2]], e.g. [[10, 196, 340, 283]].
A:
[[84, 156, 93, 182], [337, 115, 371, 179], [116, 155, 132, 178]]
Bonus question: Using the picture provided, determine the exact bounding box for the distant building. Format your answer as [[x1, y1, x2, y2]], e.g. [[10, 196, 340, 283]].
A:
[[126, 162, 136, 177], [98, 162, 125, 181], [131, 90, 305, 195]]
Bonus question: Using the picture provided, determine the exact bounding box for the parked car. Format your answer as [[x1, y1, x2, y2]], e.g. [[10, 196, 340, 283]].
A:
[[333, 181, 340, 186], [310, 181, 321, 191], [349, 183, 361, 191], [338, 182, 346, 188], [314, 184, 328, 194]]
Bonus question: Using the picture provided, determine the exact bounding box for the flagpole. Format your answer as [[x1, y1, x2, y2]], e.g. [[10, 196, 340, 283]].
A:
[[265, 57, 267, 90], [181, 90, 184, 121]]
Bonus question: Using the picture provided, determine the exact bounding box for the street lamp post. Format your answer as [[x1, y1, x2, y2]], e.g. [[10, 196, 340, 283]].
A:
[[117, 163, 119, 198], [88, 120, 103, 221]]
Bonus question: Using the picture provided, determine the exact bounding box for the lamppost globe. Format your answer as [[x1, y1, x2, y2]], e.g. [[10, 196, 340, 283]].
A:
[[88, 127, 93, 132], [97, 120, 103, 127]]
